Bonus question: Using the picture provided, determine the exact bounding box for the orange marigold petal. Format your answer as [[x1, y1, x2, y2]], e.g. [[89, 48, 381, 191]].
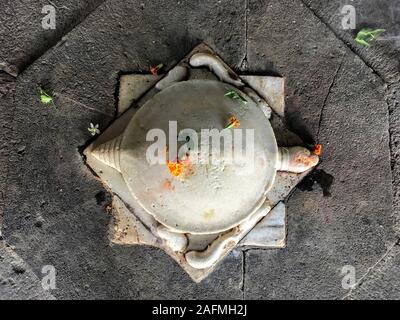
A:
[[313, 144, 322, 156], [166, 161, 184, 177]]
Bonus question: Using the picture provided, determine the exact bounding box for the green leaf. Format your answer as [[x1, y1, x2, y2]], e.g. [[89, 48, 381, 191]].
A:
[[40, 95, 53, 104], [368, 28, 386, 37], [38, 87, 53, 105], [224, 90, 247, 104], [224, 91, 236, 98], [355, 38, 370, 47], [355, 28, 385, 47]]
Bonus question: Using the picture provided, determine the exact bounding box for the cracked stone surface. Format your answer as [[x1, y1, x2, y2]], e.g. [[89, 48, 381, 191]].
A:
[[387, 82, 400, 232], [0, 72, 15, 236], [0, 0, 399, 299], [0, 0, 105, 74], [302, 0, 400, 84], [244, 51, 396, 299], [241, 0, 396, 299], [0, 241, 55, 300], [247, 0, 347, 143], [346, 242, 400, 299], [1, 0, 246, 299]]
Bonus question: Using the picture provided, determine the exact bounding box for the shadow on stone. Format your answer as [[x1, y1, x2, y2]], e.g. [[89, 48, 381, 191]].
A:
[[297, 169, 334, 197]]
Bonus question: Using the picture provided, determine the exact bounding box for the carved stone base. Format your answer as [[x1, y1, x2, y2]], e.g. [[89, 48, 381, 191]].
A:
[[84, 43, 312, 282]]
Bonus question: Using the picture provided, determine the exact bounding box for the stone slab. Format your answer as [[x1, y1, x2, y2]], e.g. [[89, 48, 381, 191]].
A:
[[387, 83, 400, 233], [0, 0, 105, 73], [247, 0, 347, 144], [245, 40, 396, 299], [347, 243, 400, 299], [118, 74, 161, 114], [0, 241, 55, 300], [2, 0, 247, 299], [109, 196, 159, 247], [241, 76, 286, 117], [1, 0, 397, 299], [0, 72, 15, 236], [302, 0, 400, 84], [240, 202, 286, 248], [85, 43, 308, 282]]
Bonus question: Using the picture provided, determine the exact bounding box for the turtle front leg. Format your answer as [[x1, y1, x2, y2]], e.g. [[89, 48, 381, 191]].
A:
[[277, 146, 319, 173]]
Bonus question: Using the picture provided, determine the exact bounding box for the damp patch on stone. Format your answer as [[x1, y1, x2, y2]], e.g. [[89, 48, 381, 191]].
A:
[[297, 169, 334, 197]]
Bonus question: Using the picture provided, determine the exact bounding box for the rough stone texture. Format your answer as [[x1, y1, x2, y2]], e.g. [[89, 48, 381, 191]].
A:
[[298, 0, 400, 299], [0, 0, 105, 74], [302, 0, 400, 84], [346, 242, 400, 299], [387, 82, 400, 232], [246, 53, 396, 299], [0, 241, 55, 300], [243, 0, 396, 299], [0, 72, 15, 234], [2, 0, 247, 299], [246, 0, 346, 144], [0, 0, 399, 299]]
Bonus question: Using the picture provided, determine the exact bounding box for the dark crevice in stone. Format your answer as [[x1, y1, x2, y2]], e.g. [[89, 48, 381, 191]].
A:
[[240, 69, 282, 78], [386, 82, 400, 233], [113, 71, 124, 119], [57, 94, 114, 118], [317, 53, 346, 140]]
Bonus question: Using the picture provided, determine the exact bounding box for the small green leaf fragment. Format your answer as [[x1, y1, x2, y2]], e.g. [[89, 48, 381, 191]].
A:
[[355, 28, 386, 47], [38, 87, 53, 105], [224, 90, 247, 104], [368, 28, 386, 37], [40, 94, 53, 104], [224, 91, 236, 98]]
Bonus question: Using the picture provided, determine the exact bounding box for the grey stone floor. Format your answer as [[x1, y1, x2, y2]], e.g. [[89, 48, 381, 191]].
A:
[[0, 0, 399, 299]]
